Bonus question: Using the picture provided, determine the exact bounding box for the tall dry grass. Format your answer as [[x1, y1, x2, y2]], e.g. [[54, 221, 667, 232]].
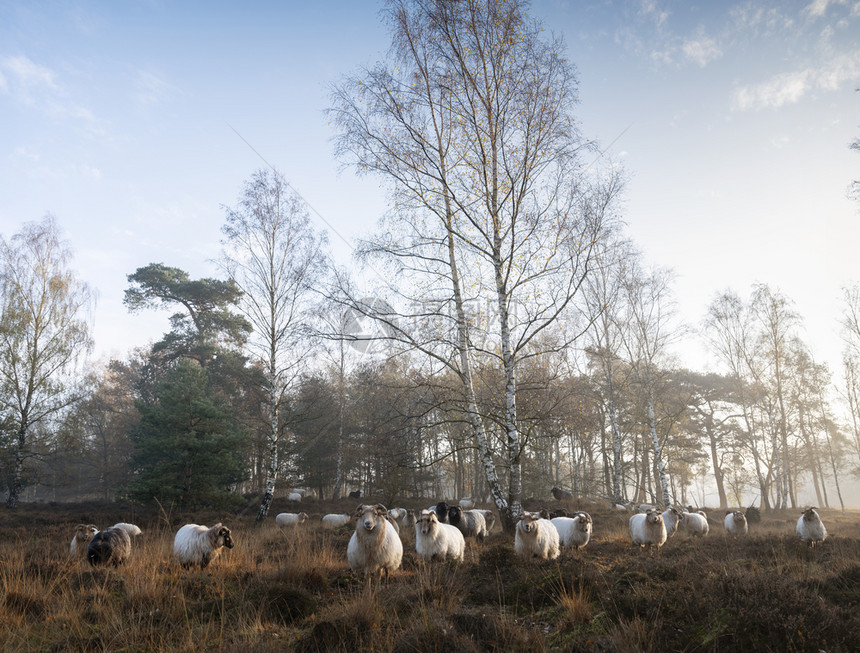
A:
[[1, 503, 859, 651]]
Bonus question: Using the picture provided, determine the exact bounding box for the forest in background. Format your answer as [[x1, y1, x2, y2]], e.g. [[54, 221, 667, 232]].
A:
[[2, 0, 860, 522]]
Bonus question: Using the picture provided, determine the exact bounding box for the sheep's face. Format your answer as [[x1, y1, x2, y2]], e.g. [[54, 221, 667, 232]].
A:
[[355, 505, 386, 532], [576, 513, 592, 531], [417, 511, 438, 535], [645, 509, 663, 526], [298, 512, 308, 523], [217, 527, 234, 549], [448, 506, 462, 522], [733, 511, 746, 524], [802, 507, 820, 523], [518, 513, 539, 534], [75, 524, 98, 541]]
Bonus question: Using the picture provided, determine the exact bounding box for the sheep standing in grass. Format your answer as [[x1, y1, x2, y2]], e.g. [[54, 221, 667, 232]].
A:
[[414, 510, 465, 562], [70, 524, 98, 558], [796, 507, 827, 547], [87, 526, 131, 566], [448, 506, 487, 543], [276, 512, 308, 527], [287, 492, 302, 502], [629, 509, 667, 553], [347, 504, 403, 580], [515, 512, 560, 560], [662, 507, 685, 538], [173, 523, 234, 569], [680, 511, 709, 537], [321, 513, 351, 529], [459, 497, 474, 510], [551, 512, 592, 551], [388, 507, 407, 522], [724, 511, 748, 537], [473, 509, 497, 532], [551, 487, 573, 501], [400, 509, 416, 530]]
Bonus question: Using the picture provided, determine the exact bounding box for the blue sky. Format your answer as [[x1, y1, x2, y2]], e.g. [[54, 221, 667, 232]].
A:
[[1, 0, 858, 376]]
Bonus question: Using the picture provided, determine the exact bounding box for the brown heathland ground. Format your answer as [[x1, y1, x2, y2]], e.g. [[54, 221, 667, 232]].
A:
[[1, 497, 859, 652]]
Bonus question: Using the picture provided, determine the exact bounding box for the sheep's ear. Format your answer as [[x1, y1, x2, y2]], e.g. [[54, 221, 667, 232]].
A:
[[374, 504, 387, 516]]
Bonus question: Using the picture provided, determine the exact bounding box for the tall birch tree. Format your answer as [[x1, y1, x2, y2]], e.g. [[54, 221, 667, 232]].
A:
[[220, 169, 327, 523], [0, 216, 94, 508], [330, 0, 620, 530]]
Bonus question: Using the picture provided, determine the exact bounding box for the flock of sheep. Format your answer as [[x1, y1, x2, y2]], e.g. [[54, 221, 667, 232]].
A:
[[67, 497, 828, 578], [69, 521, 234, 569]]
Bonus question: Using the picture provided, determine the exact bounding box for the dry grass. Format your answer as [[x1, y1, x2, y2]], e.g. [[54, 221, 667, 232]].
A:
[[1, 501, 859, 651]]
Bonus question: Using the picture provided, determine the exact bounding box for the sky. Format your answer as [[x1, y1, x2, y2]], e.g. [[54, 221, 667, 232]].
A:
[[1, 0, 859, 380]]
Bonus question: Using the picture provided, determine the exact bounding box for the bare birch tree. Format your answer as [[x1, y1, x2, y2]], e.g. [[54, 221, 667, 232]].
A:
[[330, 0, 620, 529], [220, 169, 327, 522], [617, 262, 678, 507], [0, 216, 94, 508]]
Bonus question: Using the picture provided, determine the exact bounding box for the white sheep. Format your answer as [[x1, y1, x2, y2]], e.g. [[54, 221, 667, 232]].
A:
[[287, 492, 302, 502], [70, 524, 99, 558], [347, 504, 403, 580], [472, 509, 497, 532], [275, 512, 308, 527], [400, 509, 416, 530], [321, 513, 352, 529], [173, 523, 234, 569], [414, 510, 465, 562], [629, 509, 667, 553], [662, 507, 685, 538], [614, 502, 634, 511], [796, 507, 827, 547], [112, 522, 142, 537], [637, 503, 658, 513], [724, 511, 748, 537], [515, 512, 560, 561], [680, 511, 709, 537], [87, 527, 132, 566], [551, 512, 592, 550], [388, 507, 407, 521], [459, 497, 475, 510]]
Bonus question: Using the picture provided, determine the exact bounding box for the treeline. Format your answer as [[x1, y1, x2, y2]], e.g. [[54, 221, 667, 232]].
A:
[[4, 0, 860, 523]]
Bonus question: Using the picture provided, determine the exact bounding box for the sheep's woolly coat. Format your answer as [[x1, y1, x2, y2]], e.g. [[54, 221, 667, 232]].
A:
[[70, 524, 99, 557], [796, 507, 827, 547], [275, 512, 308, 527], [662, 507, 685, 538], [321, 513, 352, 529], [629, 509, 667, 552], [680, 511, 709, 537], [347, 504, 403, 579], [515, 513, 560, 560], [112, 522, 142, 537], [414, 510, 465, 562], [87, 527, 131, 566], [173, 523, 234, 569], [448, 506, 487, 542], [724, 511, 749, 537], [551, 512, 592, 550]]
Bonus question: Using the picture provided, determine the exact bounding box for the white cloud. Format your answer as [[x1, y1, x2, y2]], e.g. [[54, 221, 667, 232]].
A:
[[1, 55, 58, 90], [135, 70, 174, 106], [732, 50, 860, 110], [804, 0, 848, 17], [682, 35, 723, 67], [638, 0, 669, 27]]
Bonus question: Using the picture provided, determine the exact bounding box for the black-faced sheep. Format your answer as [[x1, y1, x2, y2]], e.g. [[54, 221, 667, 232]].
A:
[[173, 523, 234, 569], [348, 490, 362, 499], [551, 487, 573, 501], [797, 507, 827, 547], [514, 512, 560, 560], [414, 510, 465, 562], [551, 512, 592, 550], [275, 512, 308, 527], [447, 506, 487, 542], [724, 511, 748, 537], [70, 524, 98, 558], [629, 509, 667, 553], [87, 526, 132, 566], [347, 504, 403, 580], [434, 501, 451, 523]]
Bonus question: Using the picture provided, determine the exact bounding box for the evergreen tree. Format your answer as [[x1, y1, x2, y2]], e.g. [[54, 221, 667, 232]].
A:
[[128, 359, 246, 509]]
